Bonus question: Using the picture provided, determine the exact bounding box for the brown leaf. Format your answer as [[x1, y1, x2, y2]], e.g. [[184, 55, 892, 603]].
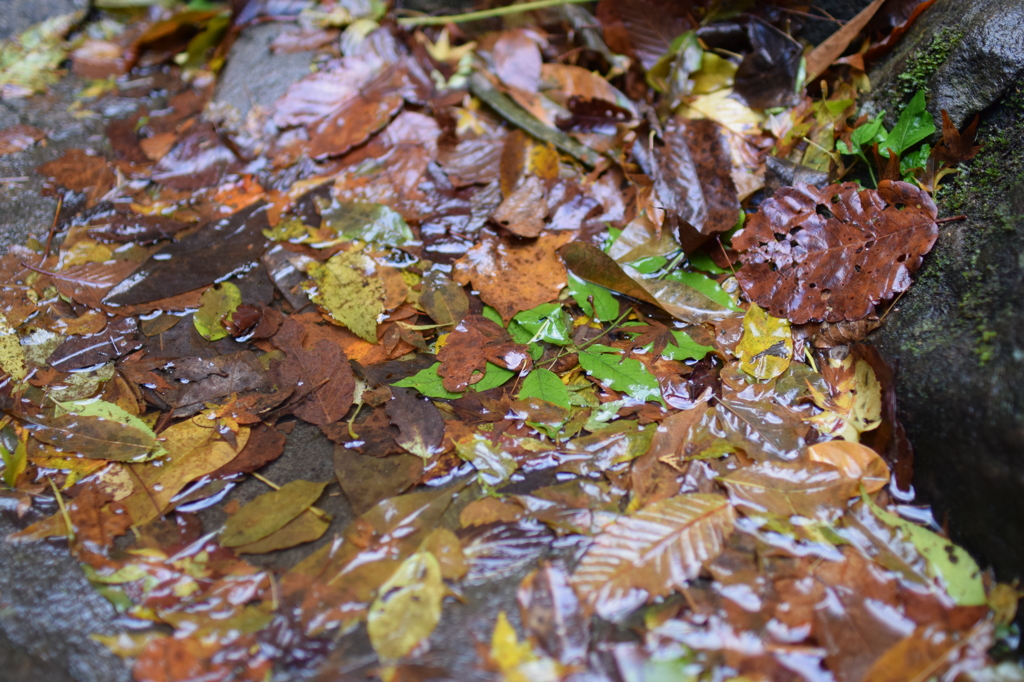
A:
[[804, 0, 887, 81], [720, 460, 859, 520], [419, 269, 468, 329], [437, 315, 532, 392], [734, 181, 938, 324], [571, 494, 735, 620], [271, 318, 355, 426], [491, 175, 547, 237], [491, 30, 542, 93], [933, 110, 981, 165], [596, 0, 695, 71], [38, 149, 115, 207], [453, 229, 571, 323], [518, 562, 589, 665], [221, 478, 329, 547], [385, 387, 445, 460], [210, 423, 286, 477], [630, 407, 704, 508], [151, 122, 241, 190], [0, 124, 45, 155], [334, 447, 423, 515], [459, 497, 526, 527]]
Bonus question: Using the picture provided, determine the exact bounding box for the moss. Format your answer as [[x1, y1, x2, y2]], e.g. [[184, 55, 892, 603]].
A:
[[894, 28, 964, 103]]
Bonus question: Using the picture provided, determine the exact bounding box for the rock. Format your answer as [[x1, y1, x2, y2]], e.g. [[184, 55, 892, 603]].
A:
[[0, 0, 87, 41], [209, 22, 317, 131], [869, 0, 1024, 581], [864, 0, 1024, 126], [0, 512, 130, 682]]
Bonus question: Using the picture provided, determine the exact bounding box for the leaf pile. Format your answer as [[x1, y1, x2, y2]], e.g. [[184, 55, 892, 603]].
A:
[[0, 1, 1016, 681]]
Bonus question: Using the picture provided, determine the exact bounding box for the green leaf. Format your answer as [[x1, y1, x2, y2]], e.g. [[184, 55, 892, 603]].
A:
[[661, 330, 714, 361], [220, 479, 329, 548], [511, 303, 572, 346], [316, 199, 415, 247], [566, 271, 620, 322], [193, 282, 241, 341], [662, 270, 742, 312], [304, 250, 385, 343], [1, 431, 26, 487], [577, 346, 662, 404], [518, 368, 571, 409], [901, 143, 931, 173], [393, 362, 514, 399], [628, 256, 668, 274], [687, 250, 729, 275], [864, 492, 986, 606], [482, 305, 505, 327], [878, 90, 935, 157]]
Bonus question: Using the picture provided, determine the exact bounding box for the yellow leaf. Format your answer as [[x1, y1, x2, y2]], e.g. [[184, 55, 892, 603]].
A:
[[304, 250, 385, 343], [0, 311, 27, 381], [527, 142, 560, 181], [736, 303, 793, 380], [806, 440, 888, 493], [367, 551, 445, 662]]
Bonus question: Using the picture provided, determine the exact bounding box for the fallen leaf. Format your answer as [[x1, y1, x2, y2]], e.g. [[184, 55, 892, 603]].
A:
[[419, 269, 468, 329], [0, 124, 45, 155], [193, 282, 242, 341], [734, 181, 939, 324], [437, 315, 532, 392], [233, 509, 330, 554], [518, 562, 589, 665], [807, 440, 889, 493], [736, 303, 793, 380], [571, 494, 735, 620], [720, 460, 859, 520], [221, 479, 329, 547], [386, 387, 445, 460], [366, 550, 445, 661], [304, 250, 386, 343]]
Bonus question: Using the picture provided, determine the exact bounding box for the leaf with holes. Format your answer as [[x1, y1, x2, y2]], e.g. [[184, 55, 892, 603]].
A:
[[734, 181, 938, 323], [570, 494, 734, 621]]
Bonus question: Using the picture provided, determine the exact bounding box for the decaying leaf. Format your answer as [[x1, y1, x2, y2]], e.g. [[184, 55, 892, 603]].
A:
[[367, 551, 445, 661], [304, 250, 386, 343], [221, 479, 328, 547], [571, 494, 735, 620], [193, 282, 242, 341], [736, 303, 793, 380], [436, 315, 532, 392], [734, 181, 938, 323]]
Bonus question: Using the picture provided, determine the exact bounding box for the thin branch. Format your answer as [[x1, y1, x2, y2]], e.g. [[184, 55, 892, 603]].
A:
[[398, 0, 594, 27]]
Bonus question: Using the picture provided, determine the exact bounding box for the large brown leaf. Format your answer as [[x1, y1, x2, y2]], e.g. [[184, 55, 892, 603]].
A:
[[571, 494, 735, 621], [271, 318, 355, 426], [436, 315, 532, 392], [734, 181, 938, 324], [453, 229, 571, 323], [596, 0, 696, 71], [720, 460, 860, 521]]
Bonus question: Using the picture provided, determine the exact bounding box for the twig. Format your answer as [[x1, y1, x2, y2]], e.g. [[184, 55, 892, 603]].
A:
[[878, 288, 909, 324], [47, 475, 75, 543], [398, 0, 593, 27], [935, 214, 967, 224]]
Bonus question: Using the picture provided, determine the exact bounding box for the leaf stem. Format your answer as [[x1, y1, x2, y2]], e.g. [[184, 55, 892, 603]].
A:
[[47, 475, 75, 544], [398, 0, 593, 27]]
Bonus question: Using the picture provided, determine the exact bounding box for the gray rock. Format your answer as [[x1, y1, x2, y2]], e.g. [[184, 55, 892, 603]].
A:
[[0, 0, 87, 40], [211, 22, 317, 129], [0, 512, 130, 682], [869, 0, 1024, 581]]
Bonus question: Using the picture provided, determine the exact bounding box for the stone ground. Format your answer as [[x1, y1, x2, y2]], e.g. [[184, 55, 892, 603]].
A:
[[1, 0, 1023, 680]]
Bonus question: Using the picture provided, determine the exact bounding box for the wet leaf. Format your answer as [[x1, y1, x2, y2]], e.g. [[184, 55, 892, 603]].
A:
[[271, 318, 356, 425], [104, 203, 270, 307], [518, 562, 589, 665], [0, 124, 45, 155], [807, 440, 888, 493], [193, 282, 242, 341], [419, 270, 468, 329], [0, 311, 28, 380], [560, 241, 731, 324], [878, 90, 935, 158], [577, 346, 662, 404], [571, 494, 735, 620], [454, 229, 572, 323], [221, 479, 329, 548], [304, 250, 386, 343], [20, 399, 162, 462], [518, 368, 570, 410], [736, 303, 793, 380], [865, 493, 986, 606], [386, 387, 444, 460], [419, 527, 468, 581], [334, 447, 423, 515], [566, 271, 620, 322], [437, 315, 532, 393], [734, 181, 939, 324], [720, 460, 859, 521], [234, 510, 330, 554], [316, 199, 415, 247], [861, 625, 960, 682], [462, 520, 552, 585], [934, 110, 981, 165], [597, 0, 694, 71], [0, 12, 83, 97], [367, 551, 445, 661]]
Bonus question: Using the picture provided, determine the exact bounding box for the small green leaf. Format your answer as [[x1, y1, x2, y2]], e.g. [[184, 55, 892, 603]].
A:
[[221, 479, 329, 548], [687, 250, 729, 275], [662, 270, 742, 312], [519, 368, 571, 409], [1, 431, 27, 487], [628, 256, 668, 274], [864, 492, 986, 606], [193, 282, 241, 341], [878, 90, 935, 157], [315, 198, 415, 247], [661, 330, 715, 361], [511, 303, 572, 346], [393, 362, 514, 399], [482, 305, 505, 327], [566, 271, 620, 322], [577, 346, 662, 404]]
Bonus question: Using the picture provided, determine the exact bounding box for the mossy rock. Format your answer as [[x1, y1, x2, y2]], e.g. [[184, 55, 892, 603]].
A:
[[869, 0, 1024, 581]]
